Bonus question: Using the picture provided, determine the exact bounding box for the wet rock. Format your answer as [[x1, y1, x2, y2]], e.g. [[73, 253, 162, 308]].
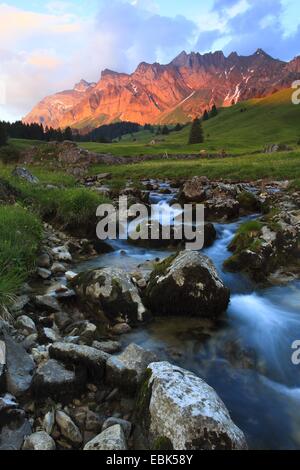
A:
[[205, 197, 240, 221], [84, 424, 127, 450], [180, 176, 209, 203], [51, 246, 72, 262], [0, 340, 6, 391], [49, 343, 108, 381], [5, 335, 35, 397], [92, 340, 121, 354], [54, 311, 71, 330], [36, 253, 52, 269], [0, 395, 32, 450], [11, 295, 30, 314], [111, 323, 132, 335], [51, 262, 67, 275], [31, 346, 49, 364], [102, 417, 132, 439], [85, 410, 102, 433], [12, 167, 39, 184], [136, 361, 247, 450], [56, 410, 82, 447], [42, 327, 60, 343], [106, 343, 158, 393], [72, 267, 147, 323], [15, 315, 36, 336], [33, 359, 85, 401], [37, 267, 52, 280], [43, 410, 55, 435], [34, 294, 61, 313], [23, 431, 56, 450], [146, 251, 230, 318], [65, 271, 77, 281]]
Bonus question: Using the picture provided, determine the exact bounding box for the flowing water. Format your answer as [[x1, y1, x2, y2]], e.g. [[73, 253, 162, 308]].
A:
[[75, 184, 300, 450]]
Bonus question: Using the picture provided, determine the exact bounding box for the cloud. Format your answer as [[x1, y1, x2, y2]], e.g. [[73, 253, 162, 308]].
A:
[[0, 0, 197, 121], [196, 0, 300, 59]]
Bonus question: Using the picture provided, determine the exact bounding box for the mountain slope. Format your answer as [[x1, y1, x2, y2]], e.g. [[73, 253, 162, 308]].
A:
[[23, 49, 300, 130], [79, 88, 300, 156]]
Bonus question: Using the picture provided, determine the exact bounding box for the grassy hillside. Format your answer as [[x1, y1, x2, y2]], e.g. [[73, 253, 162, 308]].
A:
[[89, 151, 300, 188], [81, 88, 300, 156]]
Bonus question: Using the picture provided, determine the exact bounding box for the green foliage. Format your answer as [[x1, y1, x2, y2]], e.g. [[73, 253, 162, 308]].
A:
[[19, 186, 110, 228], [0, 145, 21, 164], [188, 117, 204, 144], [0, 205, 42, 315], [209, 104, 218, 118]]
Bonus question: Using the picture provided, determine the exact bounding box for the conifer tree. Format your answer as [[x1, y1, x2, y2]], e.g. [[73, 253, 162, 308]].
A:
[[188, 117, 204, 144]]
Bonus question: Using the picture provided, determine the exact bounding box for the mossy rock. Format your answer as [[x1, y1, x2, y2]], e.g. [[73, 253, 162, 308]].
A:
[[237, 191, 260, 212]]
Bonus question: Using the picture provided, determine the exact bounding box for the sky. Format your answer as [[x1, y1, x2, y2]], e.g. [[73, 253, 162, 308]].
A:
[[0, 0, 300, 121]]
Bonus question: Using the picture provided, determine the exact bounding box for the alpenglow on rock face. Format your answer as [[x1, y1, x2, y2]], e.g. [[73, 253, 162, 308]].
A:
[[72, 268, 147, 323], [136, 362, 247, 450], [145, 251, 230, 317], [24, 49, 300, 128]]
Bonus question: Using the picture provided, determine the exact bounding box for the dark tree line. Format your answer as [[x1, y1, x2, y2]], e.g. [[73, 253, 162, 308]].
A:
[[0, 120, 74, 143]]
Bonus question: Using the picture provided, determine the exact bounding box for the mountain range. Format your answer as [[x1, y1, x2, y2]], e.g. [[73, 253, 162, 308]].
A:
[[23, 49, 300, 131]]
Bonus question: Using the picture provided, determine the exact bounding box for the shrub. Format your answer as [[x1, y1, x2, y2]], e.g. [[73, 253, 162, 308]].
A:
[[0, 145, 21, 164]]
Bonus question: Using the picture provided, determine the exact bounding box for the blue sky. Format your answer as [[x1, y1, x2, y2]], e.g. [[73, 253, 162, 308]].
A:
[[0, 0, 299, 121]]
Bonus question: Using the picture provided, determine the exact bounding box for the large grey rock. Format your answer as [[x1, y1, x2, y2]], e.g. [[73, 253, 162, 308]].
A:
[[92, 340, 121, 354], [15, 315, 36, 336], [106, 343, 158, 392], [84, 424, 127, 450], [146, 251, 230, 318], [0, 396, 32, 450], [23, 431, 56, 450], [34, 294, 61, 312], [49, 342, 108, 380], [56, 410, 82, 447], [72, 267, 147, 323], [5, 335, 35, 397], [12, 167, 39, 184], [136, 362, 247, 450], [51, 246, 72, 262], [180, 176, 209, 203], [33, 359, 85, 401], [102, 417, 132, 439]]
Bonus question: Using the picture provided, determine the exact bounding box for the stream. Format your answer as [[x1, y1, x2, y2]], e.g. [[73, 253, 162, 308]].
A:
[[75, 183, 300, 450]]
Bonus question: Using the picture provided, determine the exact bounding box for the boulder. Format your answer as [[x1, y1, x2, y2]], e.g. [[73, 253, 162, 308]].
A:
[[180, 176, 209, 203], [92, 340, 121, 354], [4, 335, 35, 397], [205, 197, 240, 221], [56, 410, 82, 447], [0, 395, 32, 450], [145, 251, 230, 318], [34, 294, 61, 312], [12, 167, 39, 184], [36, 253, 52, 269], [33, 359, 85, 401], [49, 342, 108, 381], [51, 246, 72, 262], [102, 417, 132, 439], [84, 424, 127, 450], [23, 431, 56, 450], [15, 315, 36, 336], [106, 343, 158, 393], [37, 267, 52, 280], [72, 267, 147, 323], [136, 362, 247, 450]]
